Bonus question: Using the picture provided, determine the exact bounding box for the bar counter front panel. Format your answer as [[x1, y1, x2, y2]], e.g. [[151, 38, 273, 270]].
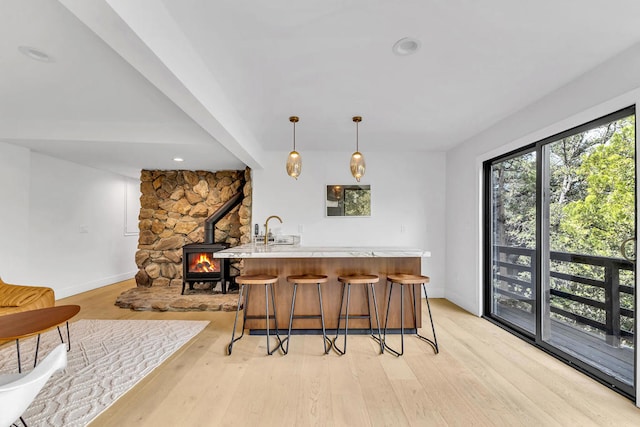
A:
[[215, 245, 430, 332]]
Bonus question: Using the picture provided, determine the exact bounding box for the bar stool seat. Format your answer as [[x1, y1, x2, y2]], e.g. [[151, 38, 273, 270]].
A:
[[282, 274, 331, 355], [333, 274, 384, 355], [227, 274, 282, 356], [383, 273, 439, 356]]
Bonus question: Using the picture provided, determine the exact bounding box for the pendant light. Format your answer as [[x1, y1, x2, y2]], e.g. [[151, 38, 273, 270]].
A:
[[286, 116, 302, 179], [350, 116, 366, 182]]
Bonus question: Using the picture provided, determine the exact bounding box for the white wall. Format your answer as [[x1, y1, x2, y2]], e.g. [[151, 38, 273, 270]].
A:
[[445, 42, 640, 316], [0, 142, 31, 279], [252, 150, 446, 297], [0, 146, 139, 298]]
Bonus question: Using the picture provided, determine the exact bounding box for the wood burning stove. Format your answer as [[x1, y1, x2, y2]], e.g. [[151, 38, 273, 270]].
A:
[[182, 243, 229, 294], [181, 184, 244, 295]]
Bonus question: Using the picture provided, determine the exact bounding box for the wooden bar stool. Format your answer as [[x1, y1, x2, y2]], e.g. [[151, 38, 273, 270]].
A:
[[227, 274, 282, 356], [282, 274, 331, 355], [333, 274, 384, 355], [383, 273, 439, 356]]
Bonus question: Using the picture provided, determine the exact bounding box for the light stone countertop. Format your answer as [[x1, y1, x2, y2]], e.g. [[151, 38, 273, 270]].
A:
[[213, 243, 431, 259]]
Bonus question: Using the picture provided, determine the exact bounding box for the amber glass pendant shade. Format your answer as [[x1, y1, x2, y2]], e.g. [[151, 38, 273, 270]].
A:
[[350, 151, 365, 182], [286, 116, 302, 179], [350, 116, 365, 182], [286, 150, 302, 179]]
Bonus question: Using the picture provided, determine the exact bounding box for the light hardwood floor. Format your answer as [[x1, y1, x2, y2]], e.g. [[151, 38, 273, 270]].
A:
[[55, 279, 640, 426]]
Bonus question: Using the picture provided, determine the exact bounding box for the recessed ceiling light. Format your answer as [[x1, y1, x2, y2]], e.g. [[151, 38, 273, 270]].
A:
[[392, 37, 421, 56], [173, 157, 184, 162], [18, 46, 54, 63]]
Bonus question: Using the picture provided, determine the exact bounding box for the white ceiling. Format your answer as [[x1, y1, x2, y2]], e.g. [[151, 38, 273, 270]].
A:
[[2, 0, 640, 178]]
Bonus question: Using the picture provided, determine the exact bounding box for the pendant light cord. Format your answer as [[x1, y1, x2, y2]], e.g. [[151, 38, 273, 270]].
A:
[[293, 120, 296, 151], [352, 116, 362, 152]]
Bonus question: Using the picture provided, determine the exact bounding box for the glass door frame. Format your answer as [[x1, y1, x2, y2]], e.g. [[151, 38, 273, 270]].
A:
[[483, 105, 637, 400], [483, 144, 538, 340]]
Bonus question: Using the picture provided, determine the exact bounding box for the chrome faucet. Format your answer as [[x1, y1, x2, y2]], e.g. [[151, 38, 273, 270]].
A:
[[264, 215, 283, 245]]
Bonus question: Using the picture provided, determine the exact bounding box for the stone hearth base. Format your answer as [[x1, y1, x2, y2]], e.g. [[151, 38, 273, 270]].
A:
[[115, 283, 239, 312]]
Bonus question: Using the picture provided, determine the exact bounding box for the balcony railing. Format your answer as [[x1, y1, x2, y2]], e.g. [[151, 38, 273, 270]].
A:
[[493, 245, 635, 347]]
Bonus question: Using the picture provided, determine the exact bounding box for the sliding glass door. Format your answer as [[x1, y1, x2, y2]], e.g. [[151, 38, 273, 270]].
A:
[[488, 149, 537, 335], [486, 106, 636, 398]]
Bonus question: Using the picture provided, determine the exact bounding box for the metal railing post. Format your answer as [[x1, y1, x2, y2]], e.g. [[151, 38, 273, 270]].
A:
[[604, 261, 621, 347]]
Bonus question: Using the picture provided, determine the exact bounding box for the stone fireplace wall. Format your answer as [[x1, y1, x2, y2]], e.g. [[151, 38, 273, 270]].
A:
[[135, 168, 251, 287]]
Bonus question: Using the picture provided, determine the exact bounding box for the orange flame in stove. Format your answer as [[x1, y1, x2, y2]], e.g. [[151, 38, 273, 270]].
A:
[[189, 253, 220, 273]]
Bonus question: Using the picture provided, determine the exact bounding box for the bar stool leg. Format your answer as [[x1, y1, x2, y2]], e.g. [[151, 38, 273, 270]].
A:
[[267, 282, 283, 355], [227, 284, 247, 355], [333, 282, 350, 355], [382, 281, 394, 351], [332, 281, 345, 354], [400, 285, 405, 355], [367, 283, 384, 354], [383, 281, 407, 357], [344, 284, 351, 354], [283, 283, 298, 355], [365, 284, 373, 334], [317, 283, 331, 354], [264, 283, 272, 354], [414, 283, 439, 354]]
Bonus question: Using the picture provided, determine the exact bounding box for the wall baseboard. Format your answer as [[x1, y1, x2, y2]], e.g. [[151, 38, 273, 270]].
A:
[[55, 271, 137, 299], [425, 287, 444, 299], [444, 289, 481, 316]]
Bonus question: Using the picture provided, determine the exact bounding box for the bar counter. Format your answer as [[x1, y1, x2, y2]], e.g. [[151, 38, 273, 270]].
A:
[[214, 244, 431, 332]]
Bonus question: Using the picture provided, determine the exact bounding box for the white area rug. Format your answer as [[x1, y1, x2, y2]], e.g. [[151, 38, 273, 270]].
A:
[[0, 319, 209, 426]]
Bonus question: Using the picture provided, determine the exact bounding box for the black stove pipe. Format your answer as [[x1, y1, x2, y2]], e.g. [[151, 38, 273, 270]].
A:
[[204, 189, 244, 244]]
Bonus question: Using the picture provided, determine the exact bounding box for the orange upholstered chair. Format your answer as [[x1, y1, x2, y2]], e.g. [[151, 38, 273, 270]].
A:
[[0, 277, 55, 316]]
